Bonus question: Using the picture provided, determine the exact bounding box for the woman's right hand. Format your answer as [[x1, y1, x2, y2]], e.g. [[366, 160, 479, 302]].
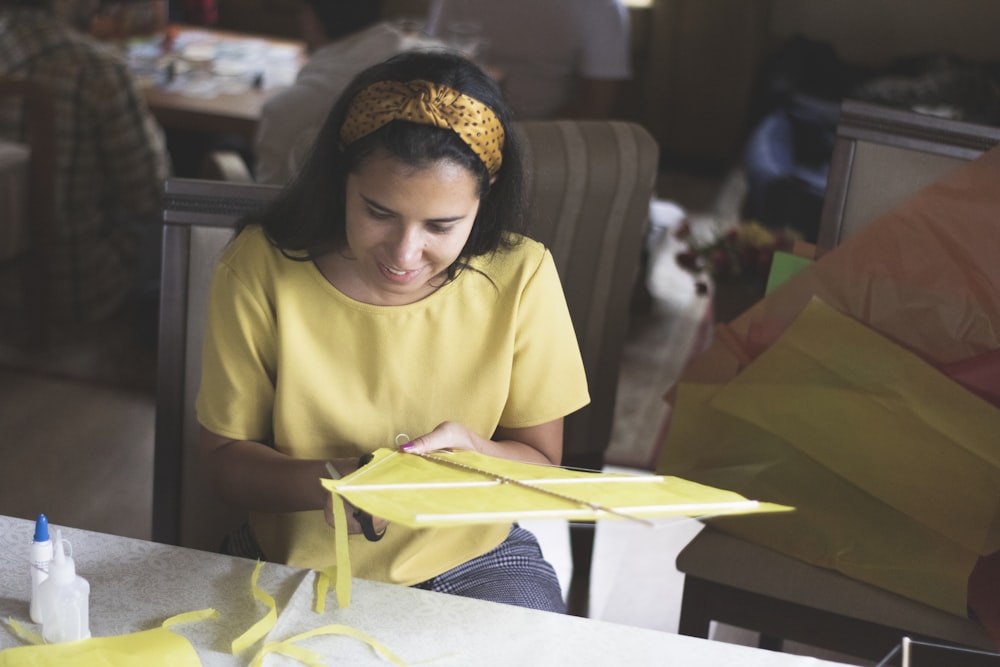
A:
[[322, 495, 389, 536], [321, 457, 388, 537], [200, 428, 389, 535]]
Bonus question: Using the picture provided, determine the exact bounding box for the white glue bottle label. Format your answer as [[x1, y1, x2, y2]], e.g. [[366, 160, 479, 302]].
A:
[[36, 529, 91, 643], [29, 513, 53, 624]]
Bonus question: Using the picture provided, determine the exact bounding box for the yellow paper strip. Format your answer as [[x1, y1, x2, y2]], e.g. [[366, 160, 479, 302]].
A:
[[252, 641, 326, 667], [330, 492, 352, 609], [230, 560, 277, 654], [313, 568, 330, 614], [250, 624, 408, 667], [4, 617, 42, 645], [162, 608, 219, 629]]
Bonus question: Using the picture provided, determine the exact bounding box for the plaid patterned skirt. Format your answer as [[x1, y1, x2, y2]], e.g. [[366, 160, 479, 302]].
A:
[[223, 523, 565, 613], [413, 525, 566, 613]]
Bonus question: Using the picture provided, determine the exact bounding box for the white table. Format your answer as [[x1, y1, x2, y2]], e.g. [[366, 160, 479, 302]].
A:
[[0, 516, 854, 666]]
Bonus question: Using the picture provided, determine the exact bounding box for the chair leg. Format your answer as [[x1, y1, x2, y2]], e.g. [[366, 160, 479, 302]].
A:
[[566, 522, 595, 617], [679, 577, 786, 650], [759, 634, 785, 652], [677, 577, 712, 638]]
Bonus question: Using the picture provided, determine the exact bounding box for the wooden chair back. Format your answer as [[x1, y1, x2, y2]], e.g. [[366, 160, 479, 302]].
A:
[[153, 178, 280, 549], [817, 99, 1000, 254]]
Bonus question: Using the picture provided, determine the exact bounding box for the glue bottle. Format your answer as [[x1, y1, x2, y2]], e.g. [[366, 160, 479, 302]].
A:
[[29, 513, 53, 623], [36, 529, 91, 643]]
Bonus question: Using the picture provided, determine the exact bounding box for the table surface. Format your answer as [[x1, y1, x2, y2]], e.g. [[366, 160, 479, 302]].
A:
[[129, 25, 305, 138], [0, 516, 855, 666]]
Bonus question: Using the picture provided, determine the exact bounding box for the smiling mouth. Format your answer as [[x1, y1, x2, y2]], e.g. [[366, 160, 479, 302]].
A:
[[379, 262, 421, 283]]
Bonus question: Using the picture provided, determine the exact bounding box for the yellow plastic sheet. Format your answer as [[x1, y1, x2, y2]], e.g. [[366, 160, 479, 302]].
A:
[[0, 609, 217, 667], [661, 298, 1000, 616]]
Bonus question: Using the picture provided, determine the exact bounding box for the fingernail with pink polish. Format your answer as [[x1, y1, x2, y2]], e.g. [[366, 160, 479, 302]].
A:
[[399, 442, 415, 452]]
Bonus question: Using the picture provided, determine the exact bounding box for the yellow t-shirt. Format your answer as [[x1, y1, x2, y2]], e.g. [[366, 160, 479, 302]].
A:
[[195, 225, 590, 585]]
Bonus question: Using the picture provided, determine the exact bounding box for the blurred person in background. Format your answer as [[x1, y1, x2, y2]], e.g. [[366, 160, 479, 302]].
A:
[[255, 0, 418, 185], [0, 0, 170, 340], [432, 0, 632, 120]]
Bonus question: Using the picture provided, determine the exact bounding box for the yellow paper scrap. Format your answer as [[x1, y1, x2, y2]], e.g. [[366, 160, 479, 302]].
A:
[[249, 624, 407, 667], [330, 491, 352, 609], [3, 618, 42, 646], [163, 608, 220, 629], [230, 560, 277, 654], [313, 567, 333, 614], [0, 609, 216, 667]]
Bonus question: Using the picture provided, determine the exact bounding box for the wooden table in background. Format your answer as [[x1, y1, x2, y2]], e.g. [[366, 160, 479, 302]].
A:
[[135, 26, 305, 140]]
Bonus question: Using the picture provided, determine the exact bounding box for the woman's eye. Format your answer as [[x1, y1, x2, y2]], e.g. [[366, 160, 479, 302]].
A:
[[428, 224, 451, 234], [367, 207, 393, 220]]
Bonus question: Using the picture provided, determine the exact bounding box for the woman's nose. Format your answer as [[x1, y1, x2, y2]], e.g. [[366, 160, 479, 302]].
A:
[[387, 225, 423, 264]]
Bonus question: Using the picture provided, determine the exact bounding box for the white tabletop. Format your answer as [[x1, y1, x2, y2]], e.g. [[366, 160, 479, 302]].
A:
[[0, 516, 854, 666]]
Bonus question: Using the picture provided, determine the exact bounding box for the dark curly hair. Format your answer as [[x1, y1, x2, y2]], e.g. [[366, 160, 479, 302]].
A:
[[241, 50, 527, 281]]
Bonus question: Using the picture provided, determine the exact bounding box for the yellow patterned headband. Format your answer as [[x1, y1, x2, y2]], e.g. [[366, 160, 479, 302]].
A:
[[340, 80, 505, 175]]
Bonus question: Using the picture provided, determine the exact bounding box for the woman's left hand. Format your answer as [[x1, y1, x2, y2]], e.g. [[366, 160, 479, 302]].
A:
[[399, 421, 477, 454], [399, 419, 563, 466]]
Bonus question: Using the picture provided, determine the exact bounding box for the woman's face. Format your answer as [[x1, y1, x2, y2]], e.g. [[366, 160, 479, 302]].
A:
[[336, 149, 481, 306]]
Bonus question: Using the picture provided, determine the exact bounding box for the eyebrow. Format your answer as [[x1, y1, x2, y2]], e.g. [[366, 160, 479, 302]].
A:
[[360, 194, 467, 224]]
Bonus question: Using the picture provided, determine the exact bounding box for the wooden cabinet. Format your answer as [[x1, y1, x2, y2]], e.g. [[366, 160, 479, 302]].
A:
[[633, 0, 770, 167]]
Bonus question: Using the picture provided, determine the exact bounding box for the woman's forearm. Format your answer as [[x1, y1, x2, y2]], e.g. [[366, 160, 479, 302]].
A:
[[200, 429, 354, 513]]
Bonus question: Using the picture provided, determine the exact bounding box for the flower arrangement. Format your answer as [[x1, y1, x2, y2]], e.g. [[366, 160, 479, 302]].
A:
[[674, 219, 800, 283]]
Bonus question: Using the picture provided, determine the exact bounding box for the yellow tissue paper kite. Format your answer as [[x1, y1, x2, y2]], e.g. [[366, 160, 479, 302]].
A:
[[660, 297, 1000, 617], [320, 449, 791, 607]]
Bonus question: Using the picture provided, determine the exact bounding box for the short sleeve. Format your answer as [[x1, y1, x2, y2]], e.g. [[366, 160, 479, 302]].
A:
[[502, 249, 590, 428], [195, 257, 279, 442]]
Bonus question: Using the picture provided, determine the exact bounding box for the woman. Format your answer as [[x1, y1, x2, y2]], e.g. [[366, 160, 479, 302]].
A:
[[196, 50, 590, 612]]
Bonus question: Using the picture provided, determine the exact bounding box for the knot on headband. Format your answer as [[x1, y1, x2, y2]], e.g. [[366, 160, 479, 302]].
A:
[[340, 80, 504, 175]]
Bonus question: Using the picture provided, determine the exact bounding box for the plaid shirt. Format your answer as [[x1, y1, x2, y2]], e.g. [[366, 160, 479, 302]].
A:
[[0, 8, 169, 323]]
